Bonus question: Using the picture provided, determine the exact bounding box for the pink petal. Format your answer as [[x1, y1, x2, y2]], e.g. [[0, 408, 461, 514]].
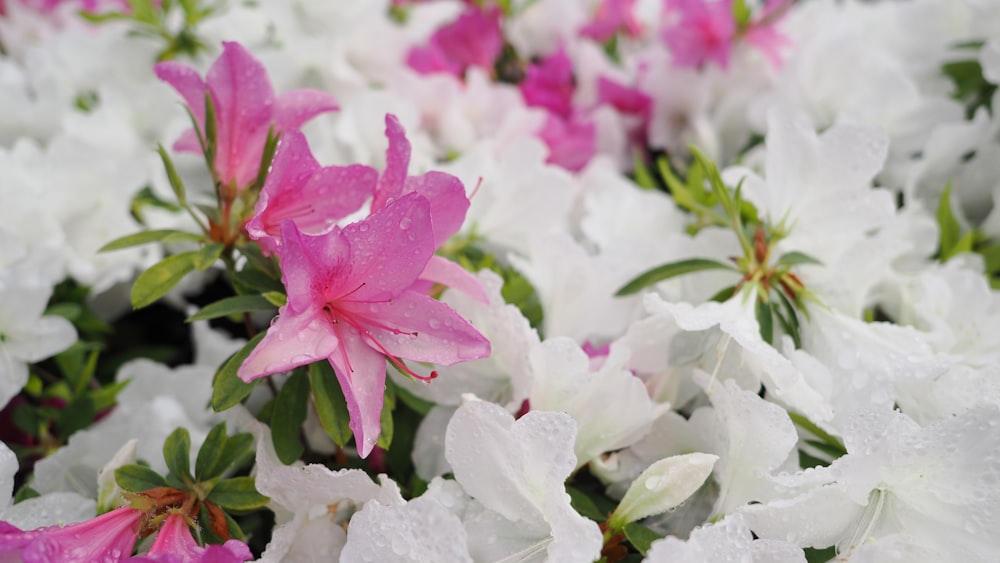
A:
[[519, 49, 575, 119], [341, 193, 434, 303], [406, 44, 462, 76], [346, 291, 491, 366], [277, 221, 351, 315], [172, 128, 203, 154], [432, 6, 504, 72], [326, 325, 387, 458], [373, 114, 411, 211], [154, 61, 207, 126], [207, 41, 276, 189], [274, 89, 339, 131], [403, 170, 469, 247], [418, 255, 489, 305], [297, 164, 378, 231], [238, 306, 338, 382], [539, 114, 597, 172], [246, 130, 322, 250]]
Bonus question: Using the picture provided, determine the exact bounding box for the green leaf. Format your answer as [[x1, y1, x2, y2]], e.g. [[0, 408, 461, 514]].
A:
[[261, 291, 287, 307], [731, 0, 751, 26], [187, 295, 274, 323], [308, 362, 353, 448], [100, 229, 203, 252], [156, 144, 188, 207], [195, 423, 228, 481], [755, 299, 774, 345], [54, 394, 96, 438], [130, 251, 199, 309], [230, 267, 283, 296], [616, 258, 736, 296], [206, 477, 269, 512], [115, 463, 168, 492], [632, 153, 658, 190], [776, 251, 823, 268], [980, 242, 1000, 274], [126, 0, 158, 24], [566, 485, 606, 521], [163, 427, 193, 483], [204, 91, 218, 164], [215, 432, 255, 477], [194, 243, 225, 271], [251, 127, 280, 191], [937, 183, 964, 261], [12, 485, 40, 505], [89, 380, 130, 412], [788, 412, 846, 458], [211, 332, 265, 412], [623, 522, 662, 555], [707, 285, 737, 303], [804, 546, 837, 563], [376, 384, 396, 450], [270, 370, 310, 465]]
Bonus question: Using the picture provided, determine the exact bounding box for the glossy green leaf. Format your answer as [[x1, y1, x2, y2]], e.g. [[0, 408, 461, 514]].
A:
[[193, 243, 225, 271], [130, 251, 199, 309], [195, 423, 228, 481], [211, 333, 264, 412], [624, 522, 662, 555], [755, 299, 774, 345], [206, 477, 269, 512], [308, 362, 352, 448], [937, 183, 963, 261], [270, 370, 310, 465], [115, 464, 168, 493], [776, 251, 823, 268], [100, 229, 203, 252], [163, 427, 193, 483], [157, 144, 187, 207], [187, 295, 273, 323], [616, 258, 736, 296]]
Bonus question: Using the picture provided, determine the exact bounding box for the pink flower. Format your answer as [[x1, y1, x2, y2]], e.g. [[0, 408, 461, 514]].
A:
[[519, 48, 576, 119], [406, 6, 504, 77], [661, 0, 788, 69], [579, 0, 642, 43], [154, 41, 338, 192], [538, 114, 597, 172], [129, 512, 251, 563], [245, 129, 377, 255], [0, 506, 142, 562], [238, 194, 491, 457]]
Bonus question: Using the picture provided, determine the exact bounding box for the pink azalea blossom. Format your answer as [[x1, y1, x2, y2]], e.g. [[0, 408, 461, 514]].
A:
[[154, 41, 338, 192], [238, 194, 491, 457], [245, 129, 377, 255], [406, 6, 504, 77], [538, 114, 597, 172], [372, 115, 489, 304], [0, 506, 142, 562], [661, 0, 788, 69], [519, 48, 576, 120], [579, 0, 642, 43], [129, 512, 251, 563]]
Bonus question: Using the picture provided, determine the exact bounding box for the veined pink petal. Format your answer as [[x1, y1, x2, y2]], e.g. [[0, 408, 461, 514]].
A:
[[154, 61, 207, 126], [418, 255, 489, 305], [274, 89, 339, 131], [373, 114, 411, 210], [296, 164, 378, 232], [134, 512, 251, 563], [276, 221, 351, 314], [403, 171, 469, 246], [2, 506, 143, 563], [326, 327, 388, 458], [207, 41, 276, 189], [246, 130, 322, 249], [348, 291, 491, 365], [172, 129, 202, 154], [238, 307, 339, 382], [340, 193, 434, 303]]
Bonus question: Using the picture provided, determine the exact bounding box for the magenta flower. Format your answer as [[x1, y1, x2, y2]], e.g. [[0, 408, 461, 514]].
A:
[[0, 506, 142, 562], [406, 6, 504, 77], [580, 0, 642, 43], [519, 49, 576, 120], [538, 114, 597, 172], [129, 512, 251, 563], [154, 41, 338, 192], [662, 0, 788, 69], [238, 194, 491, 457], [245, 129, 377, 255]]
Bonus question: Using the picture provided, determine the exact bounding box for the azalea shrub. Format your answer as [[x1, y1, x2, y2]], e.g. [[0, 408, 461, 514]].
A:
[[1, 0, 999, 562]]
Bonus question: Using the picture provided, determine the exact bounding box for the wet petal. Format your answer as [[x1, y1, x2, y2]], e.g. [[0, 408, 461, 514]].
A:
[[238, 307, 338, 381], [327, 326, 387, 458], [373, 114, 411, 210], [418, 256, 489, 305], [274, 89, 338, 131], [404, 171, 469, 247]]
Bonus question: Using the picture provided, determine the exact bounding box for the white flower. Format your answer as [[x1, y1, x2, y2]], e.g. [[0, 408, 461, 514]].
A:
[[0, 263, 76, 409], [644, 513, 805, 563], [529, 337, 667, 468], [0, 440, 95, 530], [445, 397, 603, 562]]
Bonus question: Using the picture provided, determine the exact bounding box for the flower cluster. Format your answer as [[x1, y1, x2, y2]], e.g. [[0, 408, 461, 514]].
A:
[[0, 0, 999, 561]]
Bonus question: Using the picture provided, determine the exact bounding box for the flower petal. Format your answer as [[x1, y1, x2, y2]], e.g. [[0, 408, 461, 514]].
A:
[[207, 41, 276, 188], [277, 221, 351, 315], [404, 171, 469, 247], [327, 326, 387, 458], [238, 307, 338, 382], [297, 164, 377, 232], [418, 256, 489, 305], [153, 61, 206, 126], [246, 130, 322, 250], [274, 89, 339, 131], [341, 193, 434, 303], [347, 291, 491, 366], [373, 114, 411, 210]]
